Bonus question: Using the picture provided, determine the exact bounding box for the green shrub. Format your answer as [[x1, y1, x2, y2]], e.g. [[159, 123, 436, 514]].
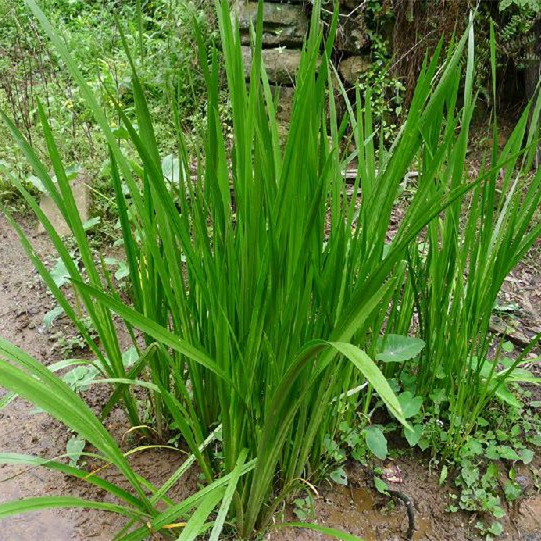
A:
[[0, 0, 216, 208]]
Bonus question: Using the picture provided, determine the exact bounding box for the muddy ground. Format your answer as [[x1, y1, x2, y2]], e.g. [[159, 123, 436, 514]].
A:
[[0, 213, 540, 541]]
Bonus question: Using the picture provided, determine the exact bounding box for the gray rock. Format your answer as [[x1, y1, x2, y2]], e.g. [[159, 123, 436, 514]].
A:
[[238, 2, 308, 47], [242, 46, 302, 85], [271, 85, 295, 122], [336, 12, 369, 53], [338, 55, 371, 85], [38, 175, 90, 237], [516, 475, 532, 492]]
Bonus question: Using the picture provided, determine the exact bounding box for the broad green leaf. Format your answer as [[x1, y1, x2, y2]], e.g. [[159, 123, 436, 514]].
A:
[[398, 392, 423, 419], [26, 174, 46, 193], [488, 522, 503, 536], [363, 426, 388, 460], [373, 477, 389, 494], [63, 164, 81, 181], [439, 465, 448, 485], [461, 462, 479, 487], [486, 445, 500, 460], [122, 346, 138, 368], [404, 424, 423, 447], [518, 448, 534, 465], [66, 435, 86, 467], [528, 434, 541, 447], [82, 216, 101, 231], [496, 446, 520, 461], [62, 365, 99, 392], [494, 385, 523, 409], [504, 480, 521, 501], [44, 305, 64, 328], [50, 258, 71, 288], [376, 335, 425, 363], [330, 466, 348, 486], [161, 153, 182, 184], [115, 261, 130, 281]]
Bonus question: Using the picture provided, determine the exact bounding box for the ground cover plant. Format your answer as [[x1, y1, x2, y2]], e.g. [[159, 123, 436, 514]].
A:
[[0, 0, 217, 218], [1, 0, 541, 539]]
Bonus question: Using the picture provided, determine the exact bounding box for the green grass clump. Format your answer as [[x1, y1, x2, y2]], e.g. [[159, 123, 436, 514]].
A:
[[1, 1, 540, 539], [382, 22, 541, 458]]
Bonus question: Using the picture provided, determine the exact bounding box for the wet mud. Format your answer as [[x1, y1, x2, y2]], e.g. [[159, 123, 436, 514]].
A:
[[1, 214, 540, 541]]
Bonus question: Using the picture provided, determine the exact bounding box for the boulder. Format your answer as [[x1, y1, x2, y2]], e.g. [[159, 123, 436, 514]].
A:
[[338, 55, 371, 85], [238, 2, 308, 47], [242, 47, 302, 85]]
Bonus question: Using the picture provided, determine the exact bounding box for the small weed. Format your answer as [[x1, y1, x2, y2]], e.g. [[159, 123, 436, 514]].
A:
[[438, 396, 540, 533], [293, 493, 315, 522], [66, 434, 86, 467]]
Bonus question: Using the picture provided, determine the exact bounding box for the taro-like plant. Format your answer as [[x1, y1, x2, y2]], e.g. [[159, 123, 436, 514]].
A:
[[0, 1, 518, 538]]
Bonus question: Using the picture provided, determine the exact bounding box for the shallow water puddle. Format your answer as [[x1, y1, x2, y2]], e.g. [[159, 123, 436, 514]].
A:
[[322, 484, 434, 541]]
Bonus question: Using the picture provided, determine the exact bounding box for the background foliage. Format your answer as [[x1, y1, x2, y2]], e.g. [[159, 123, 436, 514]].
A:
[[0, 0, 218, 215]]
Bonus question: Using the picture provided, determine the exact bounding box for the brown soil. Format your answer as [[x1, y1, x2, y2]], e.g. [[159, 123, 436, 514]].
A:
[[1, 213, 540, 541], [267, 457, 541, 541], [0, 214, 196, 540], [0, 213, 78, 539]]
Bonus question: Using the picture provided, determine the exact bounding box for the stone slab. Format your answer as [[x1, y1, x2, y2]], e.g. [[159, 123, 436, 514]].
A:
[[242, 46, 302, 85], [238, 2, 308, 47], [38, 175, 90, 237]]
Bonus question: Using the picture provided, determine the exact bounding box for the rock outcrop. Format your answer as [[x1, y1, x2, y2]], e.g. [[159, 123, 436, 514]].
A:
[[233, 0, 371, 123]]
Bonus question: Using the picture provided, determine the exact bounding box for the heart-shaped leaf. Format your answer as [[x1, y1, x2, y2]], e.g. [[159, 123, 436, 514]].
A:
[[398, 391, 423, 419], [363, 426, 387, 460], [404, 423, 423, 446], [376, 335, 425, 363]]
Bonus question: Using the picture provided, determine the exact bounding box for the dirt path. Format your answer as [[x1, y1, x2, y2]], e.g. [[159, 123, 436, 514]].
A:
[[0, 215, 145, 540], [1, 212, 540, 541], [0, 213, 79, 539], [0, 214, 197, 540]]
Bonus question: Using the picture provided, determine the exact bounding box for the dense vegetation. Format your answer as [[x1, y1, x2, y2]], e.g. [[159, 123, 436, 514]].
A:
[[0, 1, 540, 540], [0, 0, 217, 219]]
